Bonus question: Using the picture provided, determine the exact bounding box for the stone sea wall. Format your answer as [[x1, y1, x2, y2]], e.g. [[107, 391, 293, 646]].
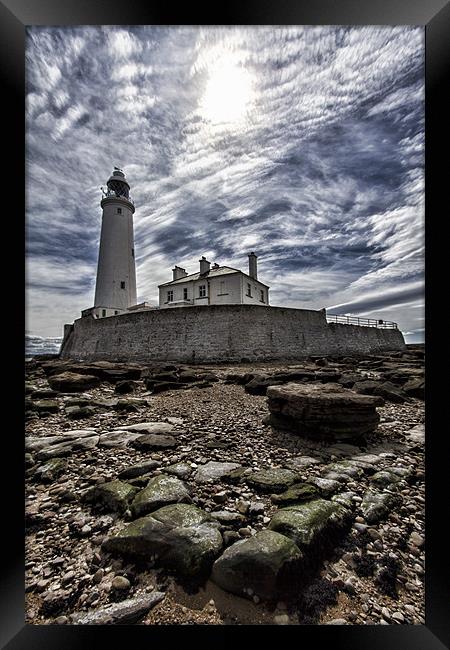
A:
[[60, 305, 406, 363]]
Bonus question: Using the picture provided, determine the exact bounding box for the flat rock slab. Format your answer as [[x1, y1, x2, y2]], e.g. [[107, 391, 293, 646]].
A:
[[268, 499, 352, 565], [271, 483, 319, 505], [267, 382, 384, 440], [406, 424, 425, 446], [322, 461, 364, 483], [33, 400, 59, 413], [361, 488, 402, 524], [118, 460, 160, 480], [193, 461, 242, 483], [116, 421, 176, 434], [47, 372, 100, 392], [102, 503, 223, 578], [348, 453, 383, 469], [35, 435, 100, 461], [70, 593, 165, 624], [284, 456, 322, 471], [65, 405, 97, 419], [247, 468, 299, 493], [211, 530, 303, 600], [26, 430, 97, 452], [165, 462, 193, 479], [211, 510, 245, 525], [83, 480, 138, 513], [98, 431, 142, 449], [131, 434, 178, 450], [131, 475, 190, 517], [324, 443, 362, 456]]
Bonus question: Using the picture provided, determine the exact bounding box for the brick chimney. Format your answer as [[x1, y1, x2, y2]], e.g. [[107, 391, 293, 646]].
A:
[[172, 266, 188, 281], [199, 256, 211, 275], [248, 252, 257, 279]]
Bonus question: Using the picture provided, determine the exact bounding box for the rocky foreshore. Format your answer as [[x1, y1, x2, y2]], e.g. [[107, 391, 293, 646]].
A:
[[25, 347, 425, 625]]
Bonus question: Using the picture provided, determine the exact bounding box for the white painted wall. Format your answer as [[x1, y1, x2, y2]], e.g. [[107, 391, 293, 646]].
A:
[[94, 196, 137, 311], [209, 274, 242, 305], [241, 275, 269, 306], [159, 272, 269, 308]]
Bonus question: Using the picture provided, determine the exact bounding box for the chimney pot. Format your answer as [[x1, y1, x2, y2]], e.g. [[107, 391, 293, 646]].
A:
[[199, 257, 211, 275], [248, 252, 258, 279], [173, 266, 188, 281]]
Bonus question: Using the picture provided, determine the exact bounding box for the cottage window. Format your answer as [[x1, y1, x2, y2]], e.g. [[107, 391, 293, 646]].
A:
[[167, 290, 174, 302], [117, 208, 122, 214], [260, 289, 265, 303], [247, 283, 252, 297], [183, 288, 188, 300], [120, 281, 126, 289], [199, 285, 206, 298], [102, 309, 106, 317]]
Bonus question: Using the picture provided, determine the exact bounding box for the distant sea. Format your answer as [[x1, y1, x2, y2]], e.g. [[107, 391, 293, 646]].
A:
[[25, 334, 63, 359]]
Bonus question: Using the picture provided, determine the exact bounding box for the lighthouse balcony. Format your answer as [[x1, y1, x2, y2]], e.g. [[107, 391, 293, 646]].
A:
[[101, 189, 135, 206]]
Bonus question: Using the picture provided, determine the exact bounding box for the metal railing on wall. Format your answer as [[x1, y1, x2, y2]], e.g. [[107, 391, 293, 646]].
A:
[[326, 314, 398, 329]]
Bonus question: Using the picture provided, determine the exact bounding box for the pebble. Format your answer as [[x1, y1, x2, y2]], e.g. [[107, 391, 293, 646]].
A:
[[92, 568, 104, 584], [381, 607, 391, 621], [367, 528, 382, 541], [61, 571, 75, 586], [111, 576, 131, 591], [236, 499, 250, 514], [274, 614, 290, 625], [325, 618, 347, 625], [409, 532, 424, 548], [392, 611, 405, 623]]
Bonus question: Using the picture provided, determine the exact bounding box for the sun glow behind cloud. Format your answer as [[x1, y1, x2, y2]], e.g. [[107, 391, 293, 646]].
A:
[[197, 50, 255, 126]]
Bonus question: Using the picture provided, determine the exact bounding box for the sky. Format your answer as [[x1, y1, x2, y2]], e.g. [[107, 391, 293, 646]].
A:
[[26, 26, 424, 343]]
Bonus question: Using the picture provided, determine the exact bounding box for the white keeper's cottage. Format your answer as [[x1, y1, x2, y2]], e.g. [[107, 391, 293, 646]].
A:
[[158, 253, 270, 309]]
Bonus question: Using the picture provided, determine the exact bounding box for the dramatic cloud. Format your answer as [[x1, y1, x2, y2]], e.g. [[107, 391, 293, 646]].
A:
[[26, 26, 424, 342]]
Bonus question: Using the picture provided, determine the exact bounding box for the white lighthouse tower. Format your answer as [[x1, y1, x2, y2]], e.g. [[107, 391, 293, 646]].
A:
[[83, 167, 137, 319]]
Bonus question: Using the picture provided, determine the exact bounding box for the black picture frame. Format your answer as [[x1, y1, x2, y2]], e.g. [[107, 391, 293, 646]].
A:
[[3, 0, 448, 647]]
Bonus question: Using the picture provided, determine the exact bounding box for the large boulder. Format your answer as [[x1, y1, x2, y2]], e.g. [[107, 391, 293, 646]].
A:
[[246, 468, 299, 493], [131, 475, 190, 517], [271, 482, 319, 505], [403, 378, 425, 399], [211, 530, 304, 600], [83, 480, 138, 513], [268, 499, 352, 567], [114, 380, 137, 394], [32, 458, 66, 483], [361, 488, 401, 524], [102, 504, 223, 578], [47, 372, 100, 392], [244, 375, 282, 396], [372, 381, 406, 403], [266, 382, 384, 440], [118, 460, 160, 479]]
